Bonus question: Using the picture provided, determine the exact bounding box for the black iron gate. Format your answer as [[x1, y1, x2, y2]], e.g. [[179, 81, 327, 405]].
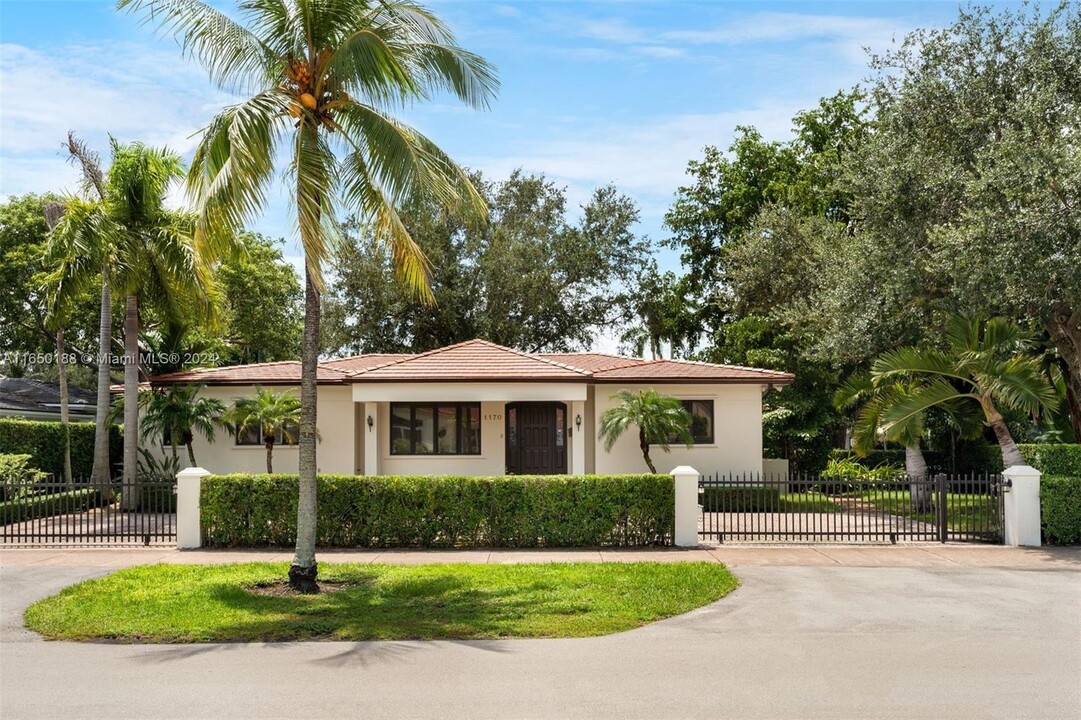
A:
[[0, 477, 176, 547], [699, 472, 1005, 544]]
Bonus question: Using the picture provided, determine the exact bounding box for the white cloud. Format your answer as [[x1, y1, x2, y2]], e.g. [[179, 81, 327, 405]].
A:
[[0, 41, 236, 197], [662, 12, 904, 46], [465, 103, 801, 205]]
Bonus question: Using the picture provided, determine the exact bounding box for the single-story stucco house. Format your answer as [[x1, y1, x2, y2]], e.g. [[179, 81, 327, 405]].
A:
[[146, 339, 793, 477]]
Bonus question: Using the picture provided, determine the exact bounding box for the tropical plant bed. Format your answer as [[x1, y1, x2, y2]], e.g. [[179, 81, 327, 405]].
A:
[[25, 562, 738, 642]]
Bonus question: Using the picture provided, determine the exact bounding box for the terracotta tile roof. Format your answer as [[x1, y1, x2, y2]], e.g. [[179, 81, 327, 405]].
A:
[[149, 361, 351, 386], [142, 341, 793, 386], [349, 339, 591, 382], [537, 352, 646, 373], [322, 354, 413, 373], [592, 358, 794, 384]]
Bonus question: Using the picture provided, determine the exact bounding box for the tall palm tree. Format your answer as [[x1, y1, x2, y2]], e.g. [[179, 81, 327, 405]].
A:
[[599, 389, 694, 473], [141, 385, 226, 467], [221, 387, 302, 473], [60, 133, 113, 486], [49, 141, 213, 508], [872, 316, 1058, 469], [120, 0, 498, 592]]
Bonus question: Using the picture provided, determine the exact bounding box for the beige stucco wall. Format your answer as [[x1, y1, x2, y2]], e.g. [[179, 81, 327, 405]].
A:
[[591, 383, 765, 476], [149, 380, 765, 478], [376, 400, 508, 476], [147, 384, 356, 475]]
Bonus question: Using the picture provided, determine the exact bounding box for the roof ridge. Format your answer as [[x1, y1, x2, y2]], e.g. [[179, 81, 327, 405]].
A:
[[348, 339, 481, 376], [350, 339, 591, 377]]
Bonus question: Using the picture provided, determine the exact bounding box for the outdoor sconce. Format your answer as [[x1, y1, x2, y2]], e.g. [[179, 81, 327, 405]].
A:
[[366, 415, 374, 432], [575, 414, 582, 431]]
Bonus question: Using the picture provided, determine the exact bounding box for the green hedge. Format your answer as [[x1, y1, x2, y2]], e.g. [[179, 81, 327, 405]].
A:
[[0, 418, 122, 478], [829, 444, 1004, 474], [0, 488, 106, 525], [1020, 444, 1081, 476], [201, 474, 674, 548], [1041, 476, 1081, 545]]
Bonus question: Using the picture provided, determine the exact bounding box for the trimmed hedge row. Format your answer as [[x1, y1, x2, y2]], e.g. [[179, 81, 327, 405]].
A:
[[1041, 476, 1081, 545], [829, 444, 1004, 474], [1021, 444, 1081, 476], [201, 473, 674, 548], [0, 418, 122, 478]]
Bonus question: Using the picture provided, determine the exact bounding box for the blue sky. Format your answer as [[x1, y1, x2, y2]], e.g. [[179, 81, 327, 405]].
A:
[[1, 1, 983, 279]]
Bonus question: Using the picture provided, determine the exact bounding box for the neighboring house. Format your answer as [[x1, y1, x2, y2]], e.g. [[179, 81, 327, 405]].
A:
[[0, 377, 97, 421], [146, 339, 793, 476]]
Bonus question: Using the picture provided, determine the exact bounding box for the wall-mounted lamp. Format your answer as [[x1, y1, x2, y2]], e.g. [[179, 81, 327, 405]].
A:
[[575, 414, 582, 431], [366, 415, 374, 432]]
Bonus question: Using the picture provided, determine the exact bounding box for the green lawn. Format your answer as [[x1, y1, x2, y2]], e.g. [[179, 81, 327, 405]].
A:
[[24, 562, 738, 643], [779, 492, 842, 513], [860, 491, 1000, 534]]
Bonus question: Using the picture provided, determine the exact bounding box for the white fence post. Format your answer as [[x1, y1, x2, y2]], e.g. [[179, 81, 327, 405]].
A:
[[1002, 465, 1042, 547], [176, 467, 211, 550], [671, 465, 700, 548]]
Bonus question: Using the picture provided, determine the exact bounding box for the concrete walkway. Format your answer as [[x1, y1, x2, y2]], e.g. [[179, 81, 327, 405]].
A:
[[2, 543, 1079, 569]]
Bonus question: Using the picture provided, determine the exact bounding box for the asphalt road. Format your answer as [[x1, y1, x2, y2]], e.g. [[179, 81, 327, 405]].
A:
[[1, 563, 1079, 719]]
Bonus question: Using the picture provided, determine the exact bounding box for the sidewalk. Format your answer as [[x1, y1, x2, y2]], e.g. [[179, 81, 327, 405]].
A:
[[2, 544, 1078, 569]]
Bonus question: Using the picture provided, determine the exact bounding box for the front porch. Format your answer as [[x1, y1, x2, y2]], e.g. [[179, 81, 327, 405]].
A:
[[353, 382, 589, 476]]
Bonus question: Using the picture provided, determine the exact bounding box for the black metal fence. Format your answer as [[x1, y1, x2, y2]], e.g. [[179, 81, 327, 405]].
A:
[[700, 472, 1005, 544], [0, 477, 176, 546]]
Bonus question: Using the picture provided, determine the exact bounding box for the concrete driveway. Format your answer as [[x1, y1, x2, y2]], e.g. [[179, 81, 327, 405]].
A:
[[1, 555, 1079, 719]]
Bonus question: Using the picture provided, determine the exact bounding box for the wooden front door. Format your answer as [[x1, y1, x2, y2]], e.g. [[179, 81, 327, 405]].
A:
[[506, 402, 567, 475]]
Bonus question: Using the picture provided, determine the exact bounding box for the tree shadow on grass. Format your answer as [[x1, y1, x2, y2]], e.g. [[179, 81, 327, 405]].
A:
[[198, 570, 591, 644]]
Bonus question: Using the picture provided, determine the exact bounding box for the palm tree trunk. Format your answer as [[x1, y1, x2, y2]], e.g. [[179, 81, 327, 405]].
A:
[[986, 406, 1025, 469], [639, 428, 657, 473], [904, 444, 930, 513], [289, 268, 320, 593], [91, 281, 112, 486], [121, 294, 139, 511], [56, 328, 73, 489], [265, 439, 274, 474], [186, 441, 197, 468]]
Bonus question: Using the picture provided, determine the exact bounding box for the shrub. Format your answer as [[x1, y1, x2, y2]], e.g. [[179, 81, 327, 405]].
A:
[[0, 453, 48, 501], [700, 486, 778, 511], [0, 419, 122, 478], [1041, 476, 1081, 545], [1020, 444, 1081, 476], [201, 473, 674, 548]]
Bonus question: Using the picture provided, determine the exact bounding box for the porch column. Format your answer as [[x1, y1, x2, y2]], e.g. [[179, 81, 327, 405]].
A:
[[570, 400, 586, 475], [363, 402, 379, 476]]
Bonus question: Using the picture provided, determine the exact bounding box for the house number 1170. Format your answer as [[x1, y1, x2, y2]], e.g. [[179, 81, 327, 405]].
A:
[[483, 414, 502, 421]]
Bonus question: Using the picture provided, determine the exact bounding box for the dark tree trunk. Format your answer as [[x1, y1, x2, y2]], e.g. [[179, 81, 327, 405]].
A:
[[639, 427, 656, 473], [265, 438, 275, 474], [1046, 310, 1081, 442]]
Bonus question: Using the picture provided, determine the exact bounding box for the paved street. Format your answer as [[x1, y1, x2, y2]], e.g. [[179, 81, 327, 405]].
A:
[[1, 547, 1079, 719]]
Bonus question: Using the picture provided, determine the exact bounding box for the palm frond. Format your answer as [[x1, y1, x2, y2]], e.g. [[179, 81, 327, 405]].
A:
[[879, 379, 971, 434], [872, 347, 972, 385], [117, 0, 275, 93], [188, 90, 287, 260]]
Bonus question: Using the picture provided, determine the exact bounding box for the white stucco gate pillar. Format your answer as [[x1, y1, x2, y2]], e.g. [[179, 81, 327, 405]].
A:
[[363, 401, 379, 476], [671, 465, 700, 547], [1002, 465, 1042, 547], [176, 466, 211, 549]]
